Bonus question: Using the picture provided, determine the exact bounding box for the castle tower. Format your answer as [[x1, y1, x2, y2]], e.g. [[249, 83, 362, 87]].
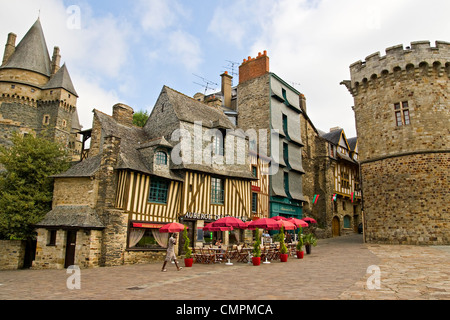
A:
[[0, 19, 82, 160], [342, 41, 450, 245]]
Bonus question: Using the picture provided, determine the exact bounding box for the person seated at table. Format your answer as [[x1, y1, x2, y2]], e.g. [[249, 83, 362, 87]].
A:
[[215, 240, 223, 248]]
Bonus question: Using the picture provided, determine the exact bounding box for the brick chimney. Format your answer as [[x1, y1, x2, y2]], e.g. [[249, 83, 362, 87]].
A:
[[239, 50, 269, 84], [2, 33, 17, 66], [221, 71, 233, 109], [112, 103, 134, 127], [51, 46, 61, 75]]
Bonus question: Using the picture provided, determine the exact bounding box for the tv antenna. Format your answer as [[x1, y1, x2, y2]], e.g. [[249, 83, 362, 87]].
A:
[[222, 60, 240, 86], [288, 81, 301, 90], [193, 74, 218, 95]]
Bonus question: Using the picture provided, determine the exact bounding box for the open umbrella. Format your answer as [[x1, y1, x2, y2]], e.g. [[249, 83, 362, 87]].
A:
[[302, 217, 317, 224], [248, 218, 281, 230], [203, 222, 233, 232], [277, 220, 297, 230], [159, 222, 187, 233], [212, 216, 246, 229], [244, 221, 256, 230], [288, 218, 309, 228], [271, 216, 288, 221]]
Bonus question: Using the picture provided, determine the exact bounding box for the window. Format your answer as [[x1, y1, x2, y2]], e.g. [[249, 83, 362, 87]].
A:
[[283, 143, 289, 167], [62, 119, 67, 128], [148, 179, 169, 204], [213, 130, 225, 156], [284, 172, 289, 195], [130, 228, 166, 250], [156, 151, 168, 165], [47, 230, 57, 246], [252, 193, 258, 213], [282, 114, 288, 137], [344, 215, 351, 228], [252, 166, 258, 178], [211, 177, 224, 205], [43, 115, 50, 125], [394, 102, 411, 127]]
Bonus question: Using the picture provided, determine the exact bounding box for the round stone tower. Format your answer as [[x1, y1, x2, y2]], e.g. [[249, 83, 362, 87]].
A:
[[342, 41, 450, 245]]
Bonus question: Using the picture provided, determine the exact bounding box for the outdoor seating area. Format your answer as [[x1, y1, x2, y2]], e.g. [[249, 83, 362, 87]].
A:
[[172, 216, 319, 266]]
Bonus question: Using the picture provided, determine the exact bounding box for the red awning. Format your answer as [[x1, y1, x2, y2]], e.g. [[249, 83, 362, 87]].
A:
[[132, 223, 163, 229]]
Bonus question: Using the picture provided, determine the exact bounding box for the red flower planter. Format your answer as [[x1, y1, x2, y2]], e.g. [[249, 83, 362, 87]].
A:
[[184, 258, 193, 268], [252, 257, 261, 266], [296, 251, 304, 259], [280, 254, 288, 262]]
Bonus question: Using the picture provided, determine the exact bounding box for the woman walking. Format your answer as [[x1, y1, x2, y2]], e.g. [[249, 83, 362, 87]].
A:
[[162, 233, 183, 272]]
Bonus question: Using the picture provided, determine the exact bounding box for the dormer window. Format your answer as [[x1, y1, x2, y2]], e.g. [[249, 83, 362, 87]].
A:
[[156, 151, 168, 165]]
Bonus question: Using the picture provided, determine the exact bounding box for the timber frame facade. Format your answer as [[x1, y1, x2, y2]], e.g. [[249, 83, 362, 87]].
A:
[[33, 86, 256, 269]]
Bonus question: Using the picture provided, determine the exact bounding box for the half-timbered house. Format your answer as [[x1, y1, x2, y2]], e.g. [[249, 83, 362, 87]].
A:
[[33, 86, 255, 269]]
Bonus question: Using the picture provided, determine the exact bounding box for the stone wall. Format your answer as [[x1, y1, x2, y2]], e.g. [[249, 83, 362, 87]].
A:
[[361, 152, 449, 245], [33, 229, 103, 269], [0, 240, 25, 270], [345, 41, 450, 245]]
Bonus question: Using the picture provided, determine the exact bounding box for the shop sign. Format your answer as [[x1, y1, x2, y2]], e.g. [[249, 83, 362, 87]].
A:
[[132, 223, 163, 229], [184, 212, 249, 222]]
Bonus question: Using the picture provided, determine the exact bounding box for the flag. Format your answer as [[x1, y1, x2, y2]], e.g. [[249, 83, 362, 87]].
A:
[[351, 192, 355, 203], [332, 194, 337, 202], [313, 194, 320, 205]]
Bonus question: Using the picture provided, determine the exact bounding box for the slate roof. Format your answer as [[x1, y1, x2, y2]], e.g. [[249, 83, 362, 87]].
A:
[[163, 86, 235, 129], [0, 19, 52, 76], [36, 206, 105, 229], [42, 63, 78, 97]]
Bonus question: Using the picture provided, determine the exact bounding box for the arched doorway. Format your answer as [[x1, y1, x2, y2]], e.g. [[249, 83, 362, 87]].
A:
[[332, 217, 340, 237]]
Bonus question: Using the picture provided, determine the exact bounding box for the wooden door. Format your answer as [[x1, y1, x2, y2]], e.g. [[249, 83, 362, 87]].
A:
[[64, 230, 77, 268], [332, 217, 340, 237]]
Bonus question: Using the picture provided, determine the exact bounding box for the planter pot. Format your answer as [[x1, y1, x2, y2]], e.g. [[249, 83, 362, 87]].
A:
[[305, 244, 311, 255], [280, 254, 289, 262], [184, 258, 193, 268], [296, 251, 304, 259], [252, 257, 261, 266]]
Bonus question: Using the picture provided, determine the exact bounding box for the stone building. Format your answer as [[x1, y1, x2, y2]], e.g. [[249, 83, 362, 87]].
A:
[[299, 97, 361, 238], [0, 19, 82, 161], [342, 41, 450, 245], [33, 86, 255, 269]]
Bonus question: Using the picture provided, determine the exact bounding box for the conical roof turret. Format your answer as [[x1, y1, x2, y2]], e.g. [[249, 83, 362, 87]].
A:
[[0, 18, 52, 76]]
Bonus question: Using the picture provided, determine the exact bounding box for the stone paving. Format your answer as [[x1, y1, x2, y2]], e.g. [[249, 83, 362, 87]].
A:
[[0, 234, 449, 300]]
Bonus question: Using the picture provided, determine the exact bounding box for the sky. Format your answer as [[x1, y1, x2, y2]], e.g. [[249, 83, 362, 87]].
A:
[[1, 0, 449, 138]]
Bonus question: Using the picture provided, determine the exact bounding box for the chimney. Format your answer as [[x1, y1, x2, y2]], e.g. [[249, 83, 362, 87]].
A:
[[239, 50, 270, 84], [330, 126, 342, 132], [299, 94, 307, 114], [221, 71, 233, 109], [51, 46, 61, 75], [112, 103, 134, 127], [2, 33, 17, 66]]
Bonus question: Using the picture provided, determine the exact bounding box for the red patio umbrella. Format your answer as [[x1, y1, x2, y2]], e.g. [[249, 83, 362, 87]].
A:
[[277, 220, 297, 230], [203, 222, 233, 232], [271, 216, 288, 221], [302, 217, 317, 224], [244, 221, 256, 230], [288, 218, 309, 228], [248, 218, 281, 230], [159, 222, 187, 233], [212, 216, 246, 229]]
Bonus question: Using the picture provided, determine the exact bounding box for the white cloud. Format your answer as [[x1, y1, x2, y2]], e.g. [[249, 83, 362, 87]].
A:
[[166, 30, 203, 71], [0, 0, 132, 129], [239, 0, 450, 137], [135, 0, 190, 33]]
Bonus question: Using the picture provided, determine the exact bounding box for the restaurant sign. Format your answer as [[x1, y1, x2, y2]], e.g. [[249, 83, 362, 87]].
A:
[[183, 212, 249, 222]]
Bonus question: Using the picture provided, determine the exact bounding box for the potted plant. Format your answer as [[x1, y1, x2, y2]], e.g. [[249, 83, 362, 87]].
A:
[[279, 227, 288, 262], [252, 228, 261, 266], [304, 233, 317, 255], [296, 228, 304, 259], [183, 226, 193, 267]]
